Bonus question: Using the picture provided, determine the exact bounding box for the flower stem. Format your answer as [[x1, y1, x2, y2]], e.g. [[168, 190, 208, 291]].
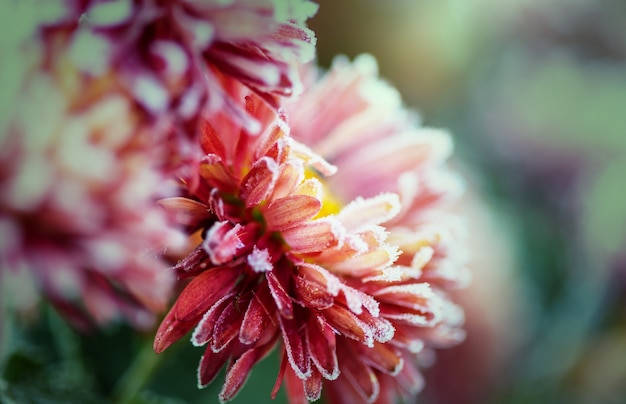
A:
[[112, 338, 162, 404]]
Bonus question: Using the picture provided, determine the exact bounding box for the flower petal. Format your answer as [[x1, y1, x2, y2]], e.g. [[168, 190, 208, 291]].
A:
[[267, 270, 294, 319], [264, 195, 321, 231], [306, 315, 339, 380], [239, 288, 271, 345], [294, 271, 334, 309], [324, 305, 374, 347], [240, 156, 278, 207], [203, 221, 255, 265], [357, 342, 404, 376], [282, 219, 341, 254], [340, 348, 381, 403], [158, 197, 212, 228], [303, 368, 323, 401], [153, 310, 196, 354], [278, 314, 311, 380], [174, 266, 239, 322], [271, 160, 305, 200], [211, 296, 248, 352], [219, 340, 277, 402], [198, 344, 232, 388], [192, 292, 236, 347], [335, 193, 401, 232]]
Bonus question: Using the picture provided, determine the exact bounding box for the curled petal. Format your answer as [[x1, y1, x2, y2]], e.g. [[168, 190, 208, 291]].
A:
[[172, 246, 210, 279], [203, 221, 254, 265]]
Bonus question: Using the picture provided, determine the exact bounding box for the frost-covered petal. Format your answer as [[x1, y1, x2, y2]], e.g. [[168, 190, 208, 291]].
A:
[[264, 194, 321, 231], [282, 219, 342, 254]]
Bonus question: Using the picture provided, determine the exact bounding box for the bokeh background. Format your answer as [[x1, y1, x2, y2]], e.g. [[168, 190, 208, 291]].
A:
[[2, 0, 626, 403]]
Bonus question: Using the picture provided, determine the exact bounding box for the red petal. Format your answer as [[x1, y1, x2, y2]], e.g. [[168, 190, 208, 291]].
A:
[[271, 352, 288, 399], [284, 364, 309, 404], [197, 344, 231, 388], [191, 292, 235, 347], [174, 266, 239, 322], [153, 309, 196, 354], [267, 271, 294, 319], [219, 340, 277, 402], [357, 342, 404, 376], [324, 305, 374, 347], [199, 156, 237, 192], [172, 246, 210, 279], [278, 315, 311, 379], [282, 219, 340, 254], [264, 195, 321, 231], [240, 157, 278, 207], [158, 197, 211, 228], [306, 316, 339, 380], [200, 119, 226, 159], [211, 297, 247, 352], [239, 291, 270, 345], [397, 361, 425, 396], [294, 273, 334, 309], [202, 221, 245, 265], [340, 348, 381, 402], [304, 368, 323, 401]]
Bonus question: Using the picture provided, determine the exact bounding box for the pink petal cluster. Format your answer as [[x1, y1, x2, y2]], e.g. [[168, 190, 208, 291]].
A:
[[0, 67, 183, 330], [0, 0, 317, 330], [38, 0, 317, 141], [155, 55, 468, 403], [287, 54, 469, 403]]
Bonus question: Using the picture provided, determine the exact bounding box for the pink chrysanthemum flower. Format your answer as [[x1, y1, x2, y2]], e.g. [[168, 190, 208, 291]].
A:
[[0, 8, 185, 330], [153, 81, 434, 402], [39, 0, 317, 141], [285, 54, 469, 403]]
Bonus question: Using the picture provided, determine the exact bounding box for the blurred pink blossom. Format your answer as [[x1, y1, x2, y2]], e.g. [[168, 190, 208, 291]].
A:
[[38, 0, 318, 141], [286, 54, 468, 403]]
